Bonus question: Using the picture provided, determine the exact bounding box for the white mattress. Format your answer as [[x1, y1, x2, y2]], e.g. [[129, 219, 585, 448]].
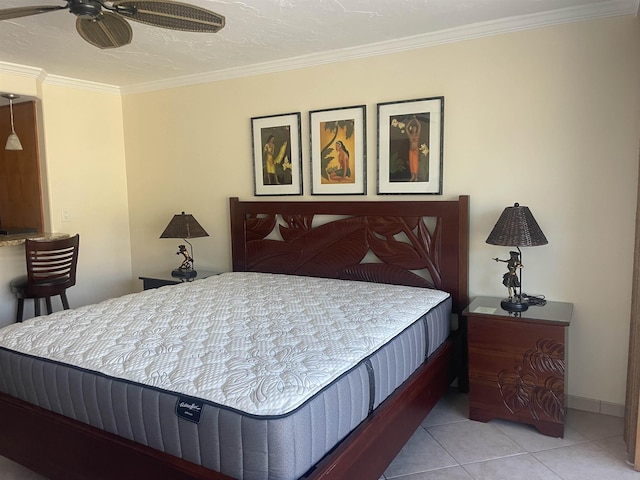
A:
[[0, 272, 449, 417]]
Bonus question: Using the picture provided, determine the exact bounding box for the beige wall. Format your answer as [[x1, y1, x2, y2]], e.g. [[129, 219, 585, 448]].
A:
[[0, 14, 637, 407], [0, 76, 133, 323], [123, 16, 640, 405], [39, 84, 133, 304]]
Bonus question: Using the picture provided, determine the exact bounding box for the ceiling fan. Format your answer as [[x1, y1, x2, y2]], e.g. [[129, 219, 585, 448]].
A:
[[0, 0, 225, 49]]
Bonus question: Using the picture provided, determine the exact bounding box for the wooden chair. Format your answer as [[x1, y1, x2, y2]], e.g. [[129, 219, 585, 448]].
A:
[[10, 234, 80, 322]]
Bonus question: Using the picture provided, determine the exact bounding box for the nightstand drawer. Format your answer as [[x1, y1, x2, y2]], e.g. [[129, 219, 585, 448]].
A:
[[468, 317, 564, 350]]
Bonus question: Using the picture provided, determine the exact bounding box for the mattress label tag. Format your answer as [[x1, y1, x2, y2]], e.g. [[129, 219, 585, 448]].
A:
[[176, 397, 204, 423]]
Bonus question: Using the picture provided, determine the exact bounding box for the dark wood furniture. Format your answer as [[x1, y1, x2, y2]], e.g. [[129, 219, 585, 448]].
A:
[[139, 270, 220, 290], [0, 101, 44, 234], [10, 234, 80, 322], [465, 296, 572, 437], [0, 196, 469, 480]]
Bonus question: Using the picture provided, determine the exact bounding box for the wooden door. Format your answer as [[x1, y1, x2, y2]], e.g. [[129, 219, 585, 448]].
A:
[[625, 151, 640, 468]]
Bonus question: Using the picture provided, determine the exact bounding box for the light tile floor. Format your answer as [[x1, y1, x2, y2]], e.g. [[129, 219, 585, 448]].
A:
[[383, 388, 638, 480], [0, 389, 636, 480]]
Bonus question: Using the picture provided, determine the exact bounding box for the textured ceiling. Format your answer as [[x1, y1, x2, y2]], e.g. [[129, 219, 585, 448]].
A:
[[0, 0, 637, 90]]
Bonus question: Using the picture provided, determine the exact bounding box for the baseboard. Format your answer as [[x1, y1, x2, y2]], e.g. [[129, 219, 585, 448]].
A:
[[567, 395, 625, 418]]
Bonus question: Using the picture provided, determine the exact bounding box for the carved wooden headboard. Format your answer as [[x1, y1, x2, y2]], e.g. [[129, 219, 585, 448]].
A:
[[230, 196, 469, 313]]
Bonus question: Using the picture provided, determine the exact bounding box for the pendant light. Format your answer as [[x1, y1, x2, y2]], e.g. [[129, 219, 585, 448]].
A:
[[2, 93, 23, 151]]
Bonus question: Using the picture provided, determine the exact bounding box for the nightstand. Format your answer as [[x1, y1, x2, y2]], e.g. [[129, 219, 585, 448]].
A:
[[464, 296, 572, 437], [139, 270, 220, 290]]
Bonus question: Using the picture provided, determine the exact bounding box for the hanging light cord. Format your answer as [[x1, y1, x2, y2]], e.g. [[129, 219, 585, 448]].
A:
[[8, 98, 16, 134]]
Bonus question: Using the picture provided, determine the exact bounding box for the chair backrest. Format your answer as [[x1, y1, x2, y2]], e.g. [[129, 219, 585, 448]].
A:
[[24, 234, 80, 297]]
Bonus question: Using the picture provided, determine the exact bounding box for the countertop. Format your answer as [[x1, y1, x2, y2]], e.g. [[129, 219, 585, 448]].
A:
[[0, 232, 69, 247]]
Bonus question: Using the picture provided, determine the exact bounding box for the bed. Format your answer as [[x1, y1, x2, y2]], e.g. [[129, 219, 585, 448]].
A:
[[0, 196, 469, 480]]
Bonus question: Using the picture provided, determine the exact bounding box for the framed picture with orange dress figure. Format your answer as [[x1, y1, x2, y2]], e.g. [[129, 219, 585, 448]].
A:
[[377, 97, 444, 195], [309, 105, 366, 195]]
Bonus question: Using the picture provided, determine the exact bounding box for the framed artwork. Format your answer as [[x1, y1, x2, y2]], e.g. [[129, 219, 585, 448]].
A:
[[309, 105, 366, 195], [251, 112, 302, 196], [377, 97, 444, 195]]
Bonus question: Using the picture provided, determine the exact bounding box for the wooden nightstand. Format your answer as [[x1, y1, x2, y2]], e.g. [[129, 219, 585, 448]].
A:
[[139, 270, 220, 290], [464, 296, 572, 437]]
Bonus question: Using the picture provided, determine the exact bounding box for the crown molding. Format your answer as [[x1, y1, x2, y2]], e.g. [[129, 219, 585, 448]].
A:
[[0, 61, 121, 95], [121, 0, 637, 95], [2, 0, 637, 96], [0, 61, 47, 83], [42, 75, 121, 95]]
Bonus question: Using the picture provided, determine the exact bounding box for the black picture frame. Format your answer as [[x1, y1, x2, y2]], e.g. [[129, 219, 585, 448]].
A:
[[251, 112, 302, 196], [377, 97, 444, 194]]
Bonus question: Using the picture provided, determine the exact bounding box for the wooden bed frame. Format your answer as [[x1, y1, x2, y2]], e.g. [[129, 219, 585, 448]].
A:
[[0, 196, 469, 480]]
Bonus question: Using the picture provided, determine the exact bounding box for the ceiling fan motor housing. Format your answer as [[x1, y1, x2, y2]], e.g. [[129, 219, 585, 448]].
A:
[[69, 0, 103, 19]]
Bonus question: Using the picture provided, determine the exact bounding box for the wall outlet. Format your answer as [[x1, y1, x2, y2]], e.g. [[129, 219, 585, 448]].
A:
[[62, 208, 71, 222]]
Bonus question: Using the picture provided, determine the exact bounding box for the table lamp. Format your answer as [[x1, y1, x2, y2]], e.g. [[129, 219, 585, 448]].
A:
[[486, 203, 548, 312], [160, 212, 209, 279]]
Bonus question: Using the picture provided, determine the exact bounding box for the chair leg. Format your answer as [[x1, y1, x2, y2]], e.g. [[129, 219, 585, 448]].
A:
[[45, 297, 53, 314], [34, 298, 41, 317], [61, 291, 70, 310], [16, 298, 24, 323]]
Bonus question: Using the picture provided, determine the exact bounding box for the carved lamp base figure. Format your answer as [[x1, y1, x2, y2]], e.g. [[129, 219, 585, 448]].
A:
[[171, 244, 197, 280], [494, 250, 528, 312]]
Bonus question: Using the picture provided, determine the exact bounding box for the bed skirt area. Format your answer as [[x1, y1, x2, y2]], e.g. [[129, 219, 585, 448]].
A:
[[0, 299, 451, 480]]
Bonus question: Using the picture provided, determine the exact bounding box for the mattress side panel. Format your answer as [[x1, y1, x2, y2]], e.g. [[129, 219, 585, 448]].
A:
[[370, 298, 450, 410], [0, 347, 370, 480]]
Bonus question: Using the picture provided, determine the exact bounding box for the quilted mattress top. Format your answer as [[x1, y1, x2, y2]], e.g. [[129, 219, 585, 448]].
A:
[[0, 272, 449, 416]]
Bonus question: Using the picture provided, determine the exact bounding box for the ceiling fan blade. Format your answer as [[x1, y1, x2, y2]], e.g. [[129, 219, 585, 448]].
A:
[[76, 12, 133, 49], [113, 0, 224, 33], [0, 5, 66, 21]]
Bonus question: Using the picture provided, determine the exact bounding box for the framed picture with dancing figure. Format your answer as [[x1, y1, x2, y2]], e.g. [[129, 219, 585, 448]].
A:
[[309, 104, 366, 195], [377, 96, 444, 195], [251, 112, 302, 196]]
